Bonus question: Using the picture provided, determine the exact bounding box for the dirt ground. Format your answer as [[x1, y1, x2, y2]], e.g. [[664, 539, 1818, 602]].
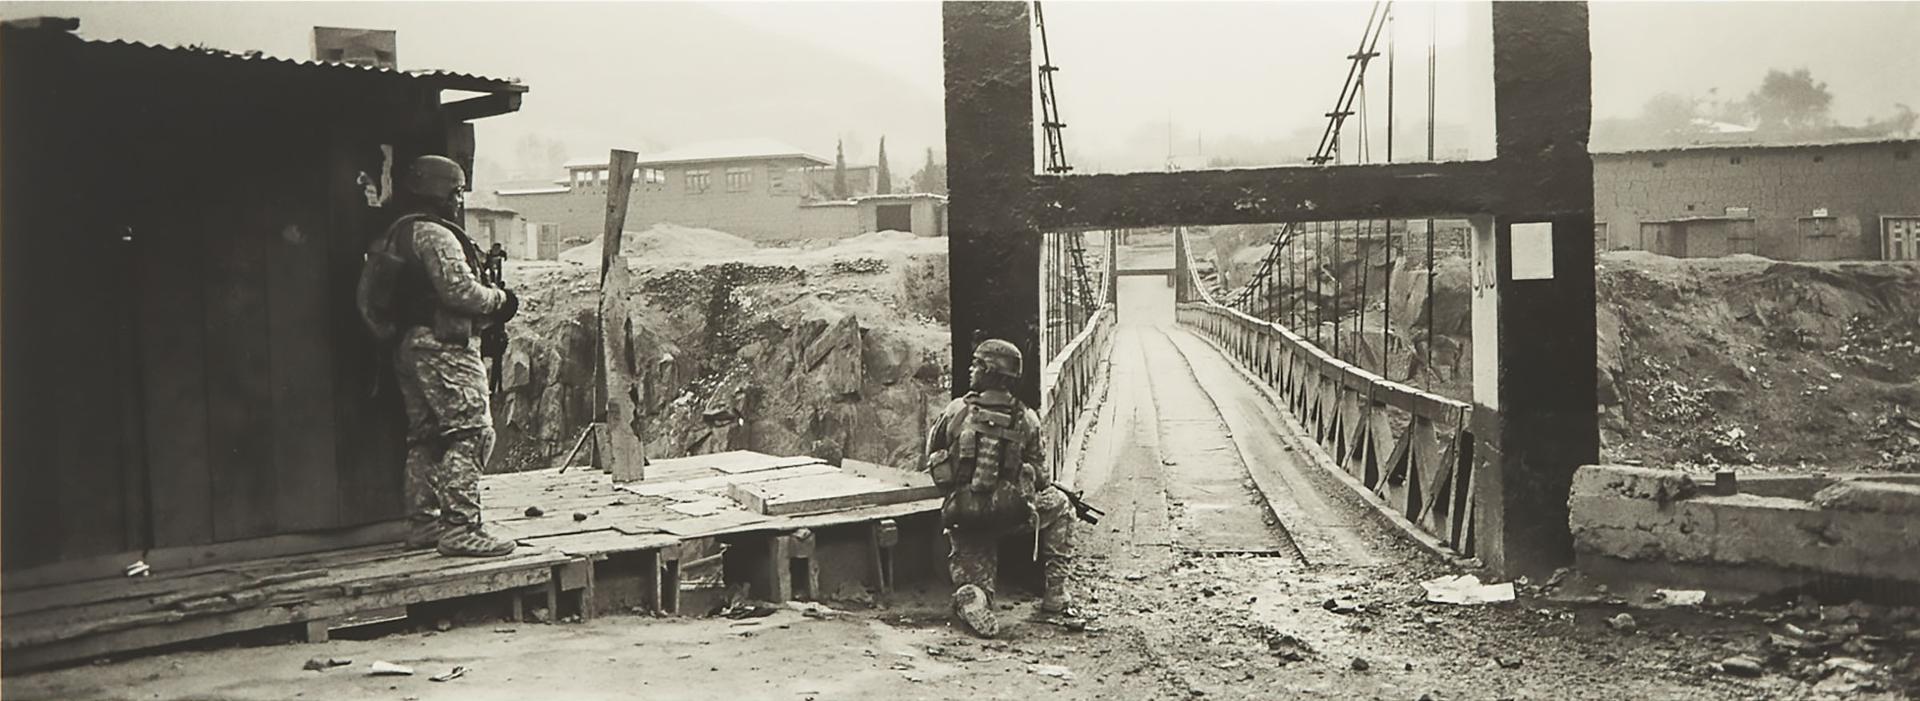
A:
[[10, 266, 1910, 701]]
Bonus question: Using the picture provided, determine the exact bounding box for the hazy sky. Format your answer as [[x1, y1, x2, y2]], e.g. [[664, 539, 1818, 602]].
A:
[[5, 1, 1916, 176]]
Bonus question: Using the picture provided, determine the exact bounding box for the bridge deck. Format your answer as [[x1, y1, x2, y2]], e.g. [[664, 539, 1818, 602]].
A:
[[1072, 261, 1394, 567]]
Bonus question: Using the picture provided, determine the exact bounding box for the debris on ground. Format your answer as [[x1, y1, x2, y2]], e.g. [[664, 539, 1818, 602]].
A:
[[787, 601, 841, 619], [524, 506, 544, 518], [1026, 663, 1075, 680], [429, 666, 469, 682], [1649, 589, 1706, 607], [1349, 656, 1371, 671], [1718, 656, 1765, 677], [302, 657, 352, 671], [368, 661, 414, 676], [573, 512, 589, 522], [1606, 613, 1637, 633], [530, 607, 552, 624], [1420, 574, 1515, 605], [718, 602, 780, 620], [1322, 598, 1363, 614], [434, 619, 452, 632]]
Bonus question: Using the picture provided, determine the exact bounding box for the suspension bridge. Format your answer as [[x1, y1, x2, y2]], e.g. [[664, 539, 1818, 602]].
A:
[[950, 0, 1598, 578]]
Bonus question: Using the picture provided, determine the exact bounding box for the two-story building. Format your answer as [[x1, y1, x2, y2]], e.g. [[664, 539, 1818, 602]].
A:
[[498, 138, 936, 246]]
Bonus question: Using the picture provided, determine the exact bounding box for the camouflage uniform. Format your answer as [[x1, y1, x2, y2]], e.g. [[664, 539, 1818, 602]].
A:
[[926, 389, 1075, 608], [393, 219, 506, 532]]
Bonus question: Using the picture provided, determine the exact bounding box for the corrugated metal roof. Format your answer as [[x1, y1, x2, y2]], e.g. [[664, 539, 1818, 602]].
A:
[[5, 20, 525, 93], [1593, 137, 1919, 157]]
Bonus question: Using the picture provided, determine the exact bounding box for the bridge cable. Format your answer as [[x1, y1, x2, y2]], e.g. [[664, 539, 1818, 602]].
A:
[[1227, 2, 1392, 325], [1034, 1, 1101, 363]]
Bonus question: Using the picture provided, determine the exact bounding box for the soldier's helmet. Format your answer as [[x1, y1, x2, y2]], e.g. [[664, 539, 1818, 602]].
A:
[[402, 155, 468, 200], [973, 339, 1023, 380]]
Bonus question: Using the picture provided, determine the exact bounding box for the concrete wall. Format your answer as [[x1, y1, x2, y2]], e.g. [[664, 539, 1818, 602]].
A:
[[855, 196, 947, 236], [497, 157, 882, 243], [1569, 464, 1920, 601], [1594, 140, 1920, 260], [464, 208, 531, 259]]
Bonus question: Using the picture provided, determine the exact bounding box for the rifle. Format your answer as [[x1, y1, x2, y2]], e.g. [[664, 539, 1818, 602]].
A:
[[1053, 484, 1105, 525], [480, 247, 510, 393]]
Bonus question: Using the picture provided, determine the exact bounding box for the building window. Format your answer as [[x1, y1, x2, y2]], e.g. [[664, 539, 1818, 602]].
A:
[[595, 169, 608, 184], [726, 167, 753, 192], [685, 170, 711, 193], [642, 168, 666, 184], [768, 166, 786, 193], [1728, 156, 1743, 165]]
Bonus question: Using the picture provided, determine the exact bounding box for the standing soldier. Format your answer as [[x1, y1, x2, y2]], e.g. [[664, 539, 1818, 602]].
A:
[[924, 339, 1079, 638], [481, 242, 510, 394], [381, 155, 520, 557]]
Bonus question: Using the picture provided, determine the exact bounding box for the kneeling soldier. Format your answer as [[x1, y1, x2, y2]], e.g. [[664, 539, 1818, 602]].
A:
[[925, 339, 1079, 637]]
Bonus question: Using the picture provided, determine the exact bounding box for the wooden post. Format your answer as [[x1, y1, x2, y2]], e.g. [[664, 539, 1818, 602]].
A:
[[596, 150, 648, 482]]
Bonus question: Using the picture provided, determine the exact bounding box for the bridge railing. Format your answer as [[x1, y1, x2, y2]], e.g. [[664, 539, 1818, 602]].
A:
[[1174, 230, 1478, 558], [1039, 304, 1114, 483]]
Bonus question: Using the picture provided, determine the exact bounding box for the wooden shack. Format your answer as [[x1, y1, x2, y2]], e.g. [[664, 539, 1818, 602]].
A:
[[0, 19, 528, 587]]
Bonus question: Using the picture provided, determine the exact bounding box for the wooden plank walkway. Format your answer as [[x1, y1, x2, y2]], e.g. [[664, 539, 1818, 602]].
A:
[[1, 451, 940, 673]]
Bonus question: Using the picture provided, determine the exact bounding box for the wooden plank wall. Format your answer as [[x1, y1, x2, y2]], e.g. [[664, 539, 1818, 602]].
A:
[[2, 42, 426, 575], [1, 38, 139, 570]]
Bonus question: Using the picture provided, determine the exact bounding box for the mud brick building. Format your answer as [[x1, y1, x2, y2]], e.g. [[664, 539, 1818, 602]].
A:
[[0, 19, 525, 583], [1593, 138, 1920, 260], [497, 139, 935, 245]]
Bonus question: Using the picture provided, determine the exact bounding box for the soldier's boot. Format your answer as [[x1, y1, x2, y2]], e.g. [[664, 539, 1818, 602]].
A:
[[405, 518, 457, 551], [951, 584, 999, 639], [437, 526, 517, 558]]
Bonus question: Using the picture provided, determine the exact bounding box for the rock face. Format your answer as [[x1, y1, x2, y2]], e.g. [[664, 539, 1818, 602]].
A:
[[486, 245, 951, 475]]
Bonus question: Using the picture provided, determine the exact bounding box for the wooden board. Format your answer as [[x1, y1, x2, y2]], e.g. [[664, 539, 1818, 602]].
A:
[[55, 208, 133, 562], [518, 530, 681, 558], [707, 452, 826, 475], [617, 463, 838, 498], [655, 511, 772, 536], [139, 187, 216, 549], [3, 554, 562, 672], [268, 141, 341, 532], [330, 129, 405, 527], [727, 473, 942, 517], [203, 183, 279, 541]]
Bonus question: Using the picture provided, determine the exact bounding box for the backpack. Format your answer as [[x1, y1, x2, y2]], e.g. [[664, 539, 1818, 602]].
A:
[[936, 397, 1037, 533], [356, 213, 439, 343]]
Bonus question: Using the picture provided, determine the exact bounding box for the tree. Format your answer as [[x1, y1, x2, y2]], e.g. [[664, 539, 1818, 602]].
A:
[[1747, 68, 1833, 133], [1866, 103, 1918, 138], [910, 147, 946, 195], [875, 136, 893, 195], [1641, 92, 1703, 137], [833, 139, 850, 200]]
